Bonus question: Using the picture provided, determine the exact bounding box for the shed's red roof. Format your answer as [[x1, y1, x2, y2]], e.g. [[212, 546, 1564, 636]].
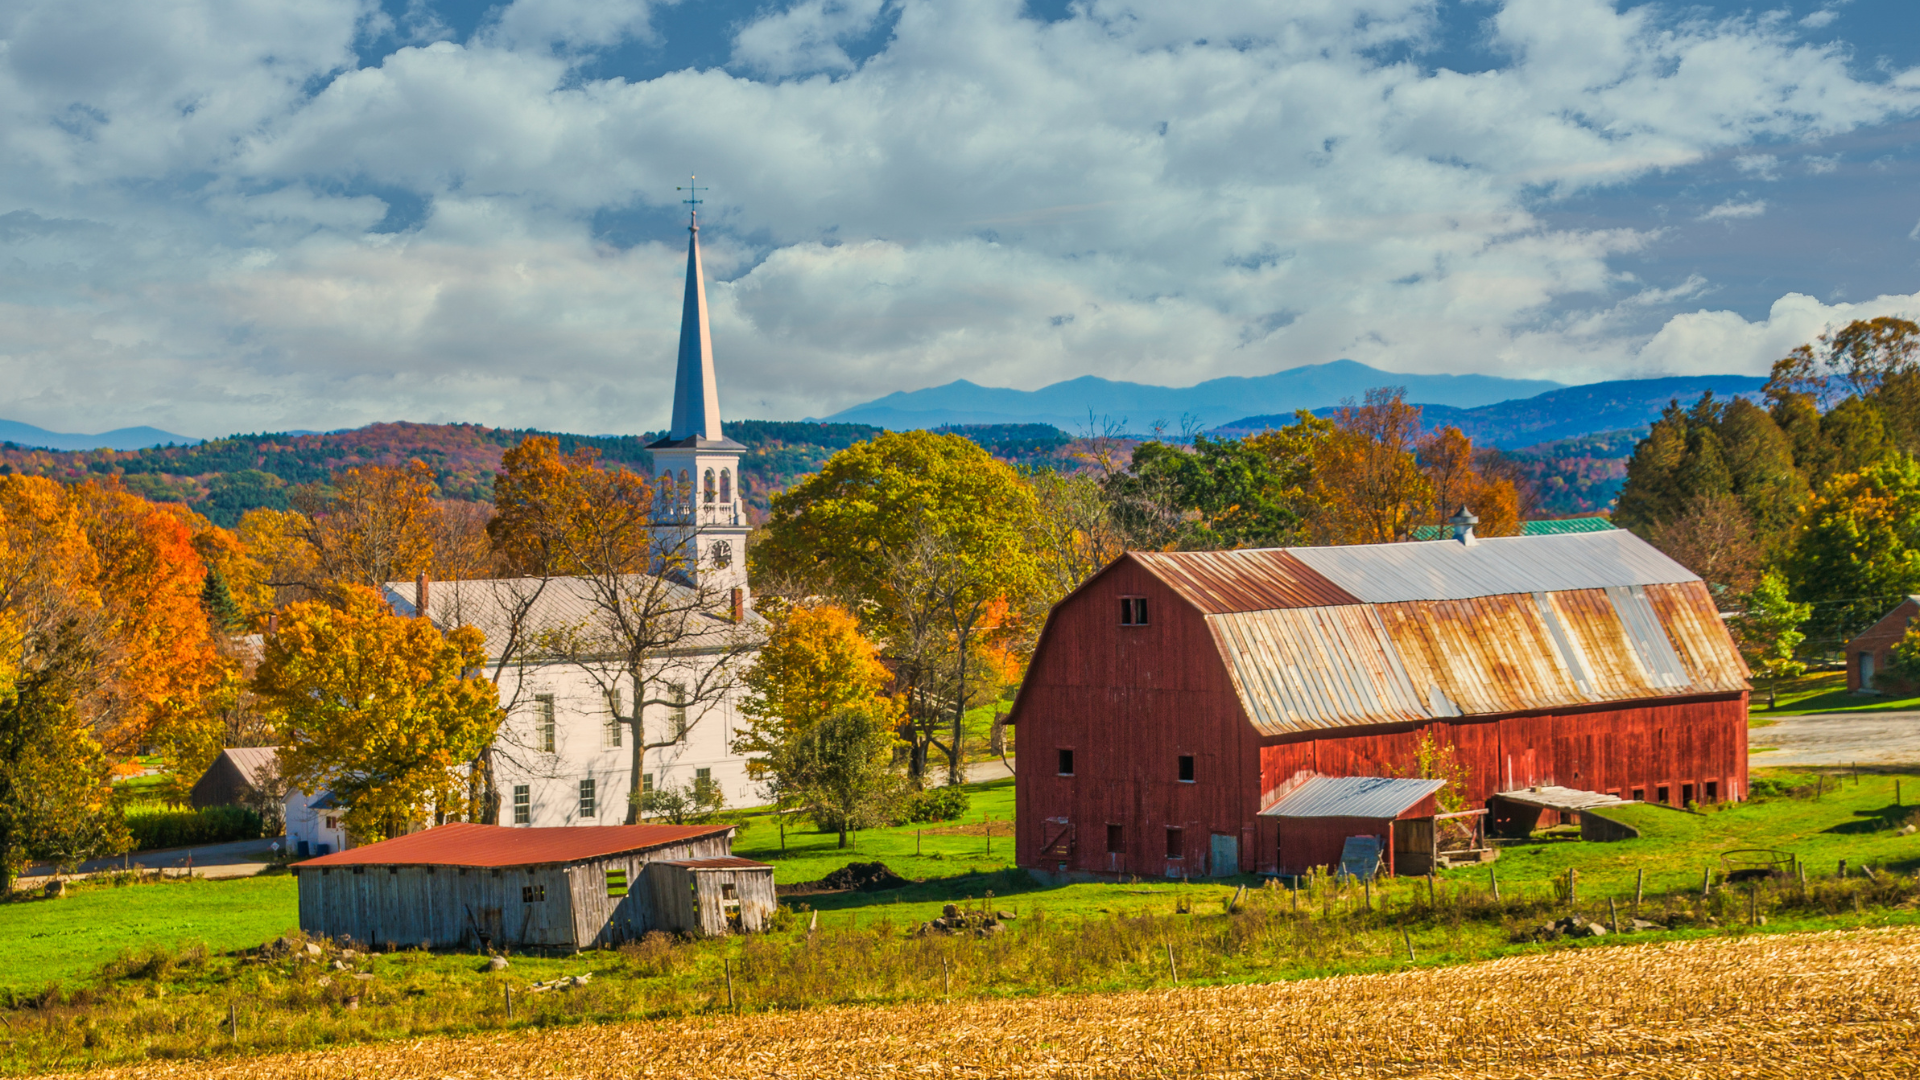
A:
[[292, 822, 733, 868]]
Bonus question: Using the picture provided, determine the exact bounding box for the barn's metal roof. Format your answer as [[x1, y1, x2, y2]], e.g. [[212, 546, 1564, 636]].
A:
[[1411, 517, 1615, 541], [1122, 531, 1748, 737], [1288, 531, 1696, 604], [216, 746, 282, 788], [291, 822, 733, 868], [655, 857, 773, 870], [1259, 776, 1447, 819], [1132, 549, 1360, 614]]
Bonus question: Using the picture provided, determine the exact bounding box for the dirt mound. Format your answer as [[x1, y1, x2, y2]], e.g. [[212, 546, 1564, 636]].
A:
[[819, 862, 910, 892]]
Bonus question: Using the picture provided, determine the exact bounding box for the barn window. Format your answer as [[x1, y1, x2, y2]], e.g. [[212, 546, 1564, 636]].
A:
[[389, 866, 398, 875], [1632, 788, 1645, 803], [1165, 827, 1183, 859], [1057, 749, 1074, 776], [607, 869, 629, 898], [536, 694, 556, 753], [1120, 596, 1148, 625], [1178, 755, 1195, 783], [1681, 783, 1695, 807], [579, 778, 597, 818], [722, 883, 738, 900], [1106, 824, 1124, 853], [513, 785, 530, 825], [522, 884, 546, 903], [1705, 781, 1719, 802], [1656, 786, 1670, 806]]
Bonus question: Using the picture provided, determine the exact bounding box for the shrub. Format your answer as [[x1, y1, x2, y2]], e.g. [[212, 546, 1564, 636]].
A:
[[123, 805, 263, 851], [901, 785, 970, 824]]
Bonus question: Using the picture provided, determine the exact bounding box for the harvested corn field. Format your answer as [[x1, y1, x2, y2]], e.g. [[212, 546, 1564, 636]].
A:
[[37, 928, 1920, 1079]]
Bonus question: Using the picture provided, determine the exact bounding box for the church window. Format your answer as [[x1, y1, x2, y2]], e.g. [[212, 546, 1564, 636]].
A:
[[668, 683, 688, 741], [536, 694, 556, 753], [704, 469, 717, 504], [657, 473, 672, 506], [719, 469, 732, 502], [605, 688, 623, 748]]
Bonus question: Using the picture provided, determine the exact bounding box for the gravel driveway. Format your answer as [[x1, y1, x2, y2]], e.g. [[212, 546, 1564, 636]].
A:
[[1750, 711, 1920, 768]]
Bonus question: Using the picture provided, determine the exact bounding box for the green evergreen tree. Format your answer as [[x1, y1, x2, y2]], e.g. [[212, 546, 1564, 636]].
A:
[[1785, 454, 1920, 648], [200, 567, 244, 634]]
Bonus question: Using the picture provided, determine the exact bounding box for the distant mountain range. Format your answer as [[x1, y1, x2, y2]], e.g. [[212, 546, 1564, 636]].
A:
[[820, 360, 1564, 433], [1212, 374, 1770, 449], [0, 418, 198, 452]]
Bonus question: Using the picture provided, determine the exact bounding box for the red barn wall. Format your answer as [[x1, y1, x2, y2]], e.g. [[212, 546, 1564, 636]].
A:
[[1016, 558, 1750, 878], [1014, 560, 1264, 879], [1846, 598, 1919, 693]]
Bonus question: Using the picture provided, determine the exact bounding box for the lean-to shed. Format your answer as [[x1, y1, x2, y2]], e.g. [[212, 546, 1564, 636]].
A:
[[1012, 526, 1750, 880], [292, 822, 773, 949], [1261, 775, 1446, 877]]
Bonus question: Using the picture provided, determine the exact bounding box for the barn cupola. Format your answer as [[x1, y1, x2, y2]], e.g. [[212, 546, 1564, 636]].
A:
[[647, 177, 750, 603], [1450, 507, 1479, 545]]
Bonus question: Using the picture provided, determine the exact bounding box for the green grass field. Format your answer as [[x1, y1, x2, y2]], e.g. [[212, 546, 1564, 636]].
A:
[[1749, 670, 1920, 718]]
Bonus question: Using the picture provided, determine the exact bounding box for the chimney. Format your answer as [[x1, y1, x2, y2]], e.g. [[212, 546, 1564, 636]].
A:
[[730, 587, 744, 623], [266, 612, 278, 635], [415, 572, 430, 618], [1450, 507, 1479, 546]]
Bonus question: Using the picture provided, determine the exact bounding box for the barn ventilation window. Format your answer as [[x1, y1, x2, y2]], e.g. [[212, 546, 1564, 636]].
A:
[[1705, 781, 1718, 802], [1120, 597, 1149, 625], [1656, 786, 1670, 805], [1057, 749, 1074, 776], [1106, 824, 1124, 853], [1682, 783, 1695, 807], [513, 785, 530, 825], [1165, 827, 1183, 859], [1632, 788, 1645, 803], [579, 778, 597, 818], [1178, 755, 1195, 782], [522, 884, 546, 903]]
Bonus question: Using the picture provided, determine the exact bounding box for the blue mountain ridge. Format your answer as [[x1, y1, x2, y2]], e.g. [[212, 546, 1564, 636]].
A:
[[1212, 374, 1769, 450], [818, 359, 1564, 434], [0, 419, 199, 452]]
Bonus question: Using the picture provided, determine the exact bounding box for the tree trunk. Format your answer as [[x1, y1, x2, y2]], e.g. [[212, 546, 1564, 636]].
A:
[[626, 668, 645, 824], [837, 824, 848, 849], [950, 638, 967, 787]]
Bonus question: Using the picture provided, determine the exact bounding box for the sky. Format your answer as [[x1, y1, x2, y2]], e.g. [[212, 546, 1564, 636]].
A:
[[2, 0, 1919, 439]]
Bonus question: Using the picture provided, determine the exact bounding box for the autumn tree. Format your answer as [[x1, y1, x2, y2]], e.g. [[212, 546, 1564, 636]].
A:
[[753, 431, 1043, 784], [733, 604, 892, 771], [1309, 388, 1432, 544], [254, 585, 499, 842], [1415, 426, 1521, 538], [294, 461, 440, 589], [1642, 493, 1765, 606], [1783, 455, 1920, 649]]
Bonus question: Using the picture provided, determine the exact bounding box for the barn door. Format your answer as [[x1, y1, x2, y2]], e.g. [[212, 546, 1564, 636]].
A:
[[1209, 834, 1238, 878]]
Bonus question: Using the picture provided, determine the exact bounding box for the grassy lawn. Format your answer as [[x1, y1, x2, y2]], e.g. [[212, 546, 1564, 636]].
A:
[[1749, 669, 1920, 719], [0, 873, 299, 993], [731, 778, 1015, 885]]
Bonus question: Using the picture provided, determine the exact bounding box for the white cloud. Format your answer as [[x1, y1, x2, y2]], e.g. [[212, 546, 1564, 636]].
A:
[[1699, 199, 1768, 222], [0, 0, 1916, 435], [1638, 289, 1920, 376], [1803, 153, 1841, 174]]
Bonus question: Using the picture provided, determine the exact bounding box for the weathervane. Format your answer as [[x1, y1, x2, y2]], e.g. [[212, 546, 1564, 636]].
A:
[[676, 175, 707, 227]]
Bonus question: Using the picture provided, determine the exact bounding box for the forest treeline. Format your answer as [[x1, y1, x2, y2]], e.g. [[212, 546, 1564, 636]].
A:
[[1614, 317, 1920, 654]]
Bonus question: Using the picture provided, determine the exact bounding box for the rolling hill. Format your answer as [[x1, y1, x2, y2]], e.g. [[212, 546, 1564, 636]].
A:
[[0, 418, 198, 452]]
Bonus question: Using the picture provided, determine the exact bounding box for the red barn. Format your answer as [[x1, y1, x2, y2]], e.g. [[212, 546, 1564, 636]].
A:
[[1011, 527, 1750, 879]]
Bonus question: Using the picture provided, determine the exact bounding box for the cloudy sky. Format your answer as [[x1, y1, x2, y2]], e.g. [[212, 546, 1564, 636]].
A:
[[3, 0, 1919, 438]]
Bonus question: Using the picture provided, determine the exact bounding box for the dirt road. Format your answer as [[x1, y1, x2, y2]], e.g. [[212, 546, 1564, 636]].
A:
[[1750, 710, 1920, 768]]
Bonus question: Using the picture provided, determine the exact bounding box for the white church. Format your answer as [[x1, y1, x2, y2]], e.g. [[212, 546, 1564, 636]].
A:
[[389, 202, 763, 832]]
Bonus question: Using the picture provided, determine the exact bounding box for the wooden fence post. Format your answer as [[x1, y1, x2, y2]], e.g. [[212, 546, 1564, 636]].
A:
[[1490, 867, 1499, 903], [229, 1001, 238, 1045], [1166, 942, 1177, 983], [1403, 928, 1416, 963], [1701, 867, 1712, 898], [942, 956, 950, 1002], [506, 986, 514, 1021], [1568, 868, 1577, 907], [725, 959, 735, 1012], [1427, 872, 1436, 910], [1608, 897, 1620, 934], [1634, 868, 1644, 915]]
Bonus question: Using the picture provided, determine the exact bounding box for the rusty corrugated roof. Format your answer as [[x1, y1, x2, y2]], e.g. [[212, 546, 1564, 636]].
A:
[[292, 822, 733, 868], [1133, 549, 1360, 614], [1130, 531, 1748, 737]]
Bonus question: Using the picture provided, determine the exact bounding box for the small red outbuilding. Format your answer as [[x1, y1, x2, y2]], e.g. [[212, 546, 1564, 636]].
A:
[[1011, 527, 1750, 880]]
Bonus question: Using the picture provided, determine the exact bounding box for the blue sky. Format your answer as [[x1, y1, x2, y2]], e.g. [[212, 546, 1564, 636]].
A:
[[1, 0, 1918, 437]]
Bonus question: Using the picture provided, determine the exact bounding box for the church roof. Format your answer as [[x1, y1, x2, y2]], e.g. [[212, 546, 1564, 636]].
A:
[[381, 575, 763, 662], [661, 215, 725, 444]]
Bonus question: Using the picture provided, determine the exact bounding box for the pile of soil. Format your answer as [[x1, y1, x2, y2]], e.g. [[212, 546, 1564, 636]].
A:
[[821, 862, 911, 892], [778, 861, 913, 897]]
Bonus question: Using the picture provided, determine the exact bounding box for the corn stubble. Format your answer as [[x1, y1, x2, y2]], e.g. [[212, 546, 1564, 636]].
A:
[[43, 928, 1920, 1079]]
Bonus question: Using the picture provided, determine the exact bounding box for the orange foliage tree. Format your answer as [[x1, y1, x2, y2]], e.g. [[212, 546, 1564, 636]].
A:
[[1415, 426, 1521, 538], [1310, 388, 1434, 544]]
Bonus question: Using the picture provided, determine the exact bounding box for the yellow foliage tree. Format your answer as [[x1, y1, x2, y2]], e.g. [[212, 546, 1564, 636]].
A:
[[1310, 388, 1434, 544], [734, 604, 893, 779], [254, 586, 500, 842]]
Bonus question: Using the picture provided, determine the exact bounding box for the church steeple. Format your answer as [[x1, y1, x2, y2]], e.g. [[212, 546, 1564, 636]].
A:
[[667, 213, 722, 442]]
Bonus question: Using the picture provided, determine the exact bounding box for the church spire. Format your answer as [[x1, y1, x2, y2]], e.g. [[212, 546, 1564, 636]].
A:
[[667, 179, 722, 442]]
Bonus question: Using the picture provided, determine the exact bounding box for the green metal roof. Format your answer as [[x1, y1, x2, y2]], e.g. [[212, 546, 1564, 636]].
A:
[[1410, 517, 1615, 541]]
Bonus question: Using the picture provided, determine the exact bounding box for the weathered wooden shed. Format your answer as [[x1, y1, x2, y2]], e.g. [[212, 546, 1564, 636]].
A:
[[646, 857, 779, 935], [291, 822, 772, 949], [1261, 775, 1446, 877], [1012, 526, 1750, 880]]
